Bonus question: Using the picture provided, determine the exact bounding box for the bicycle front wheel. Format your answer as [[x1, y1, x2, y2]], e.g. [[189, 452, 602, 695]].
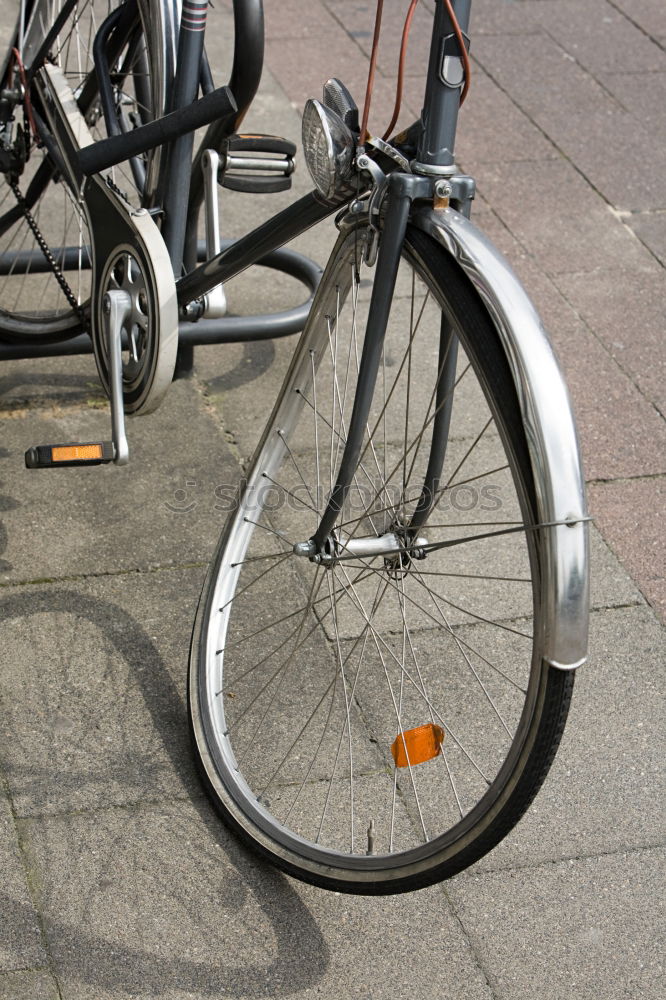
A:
[[189, 220, 574, 894], [0, 0, 165, 341]]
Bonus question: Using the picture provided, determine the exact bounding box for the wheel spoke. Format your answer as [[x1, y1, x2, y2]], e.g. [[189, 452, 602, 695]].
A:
[[190, 221, 566, 888], [2, 0, 153, 333]]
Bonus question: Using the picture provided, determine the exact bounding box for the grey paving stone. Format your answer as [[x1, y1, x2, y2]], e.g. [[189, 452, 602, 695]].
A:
[[540, 107, 666, 213], [454, 65, 559, 165], [266, 0, 332, 40], [0, 970, 59, 1000], [609, 0, 666, 45], [468, 209, 666, 482], [600, 71, 666, 148], [0, 12, 14, 49], [0, 568, 206, 818], [269, 36, 401, 133], [536, 0, 665, 76], [477, 159, 655, 276], [0, 378, 238, 584], [195, 338, 294, 464], [625, 211, 666, 268], [473, 29, 623, 120], [20, 799, 493, 1000], [0, 355, 104, 413], [0, 794, 45, 971], [589, 477, 666, 622], [466, 0, 545, 36], [473, 18, 666, 212], [453, 605, 666, 872], [553, 319, 666, 483], [588, 524, 644, 611], [555, 266, 666, 416], [318, 0, 436, 79], [448, 848, 665, 1000], [263, 2, 406, 131]]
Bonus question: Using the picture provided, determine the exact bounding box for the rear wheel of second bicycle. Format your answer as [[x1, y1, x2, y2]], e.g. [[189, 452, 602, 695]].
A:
[[0, 0, 165, 342], [188, 221, 574, 894]]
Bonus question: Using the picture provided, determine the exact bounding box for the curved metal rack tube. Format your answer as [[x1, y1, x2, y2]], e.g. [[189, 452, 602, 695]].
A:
[[0, 245, 321, 358]]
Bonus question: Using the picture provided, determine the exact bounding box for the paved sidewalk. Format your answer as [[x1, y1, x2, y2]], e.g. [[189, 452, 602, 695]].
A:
[[1, 1, 665, 998]]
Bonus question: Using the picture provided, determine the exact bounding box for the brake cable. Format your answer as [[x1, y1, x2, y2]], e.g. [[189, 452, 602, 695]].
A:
[[361, 0, 471, 143]]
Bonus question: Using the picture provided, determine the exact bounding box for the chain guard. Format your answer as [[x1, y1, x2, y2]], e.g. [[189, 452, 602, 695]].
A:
[[85, 177, 178, 414], [35, 64, 178, 415]]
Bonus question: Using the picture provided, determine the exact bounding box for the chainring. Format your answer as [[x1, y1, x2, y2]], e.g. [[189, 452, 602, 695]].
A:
[[36, 63, 178, 415], [85, 175, 178, 414]]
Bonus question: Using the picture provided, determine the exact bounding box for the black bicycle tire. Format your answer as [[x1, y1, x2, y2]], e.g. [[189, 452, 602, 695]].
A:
[[188, 222, 575, 894]]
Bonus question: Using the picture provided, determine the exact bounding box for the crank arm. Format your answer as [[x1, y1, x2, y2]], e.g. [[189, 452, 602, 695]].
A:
[[25, 291, 131, 468]]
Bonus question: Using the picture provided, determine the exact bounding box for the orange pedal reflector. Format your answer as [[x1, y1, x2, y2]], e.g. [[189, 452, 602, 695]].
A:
[[25, 441, 114, 468], [52, 444, 104, 462], [391, 724, 445, 768]]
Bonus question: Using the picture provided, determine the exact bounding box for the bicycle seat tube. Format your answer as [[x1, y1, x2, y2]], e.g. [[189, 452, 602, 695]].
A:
[[160, 0, 210, 276]]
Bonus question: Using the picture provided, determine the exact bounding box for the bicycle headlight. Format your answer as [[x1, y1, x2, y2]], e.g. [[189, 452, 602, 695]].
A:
[[302, 98, 355, 200]]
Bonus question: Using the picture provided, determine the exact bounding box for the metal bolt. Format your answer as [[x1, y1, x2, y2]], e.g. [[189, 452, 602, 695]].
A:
[[293, 539, 318, 558], [434, 180, 452, 199]]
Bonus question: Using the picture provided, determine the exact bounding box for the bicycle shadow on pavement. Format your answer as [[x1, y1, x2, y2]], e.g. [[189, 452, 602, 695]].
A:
[[0, 588, 330, 996]]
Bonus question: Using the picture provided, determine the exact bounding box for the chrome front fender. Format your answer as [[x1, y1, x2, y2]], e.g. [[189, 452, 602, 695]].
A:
[[412, 205, 589, 670]]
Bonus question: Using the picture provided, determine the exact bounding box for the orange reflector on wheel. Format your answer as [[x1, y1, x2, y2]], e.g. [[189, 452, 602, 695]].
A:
[[391, 724, 445, 768], [52, 444, 104, 462]]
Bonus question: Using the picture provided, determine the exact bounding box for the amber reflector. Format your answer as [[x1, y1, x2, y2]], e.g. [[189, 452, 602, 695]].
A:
[[52, 444, 103, 462], [391, 724, 445, 768]]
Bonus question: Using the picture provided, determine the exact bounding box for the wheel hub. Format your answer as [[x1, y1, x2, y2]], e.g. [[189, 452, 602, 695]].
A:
[[293, 529, 429, 570]]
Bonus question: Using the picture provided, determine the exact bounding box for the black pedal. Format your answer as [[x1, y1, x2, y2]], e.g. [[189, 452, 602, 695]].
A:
[[219, 133, 296, 194], [227, 134, 296, 157], [25, 442, 115, 469]]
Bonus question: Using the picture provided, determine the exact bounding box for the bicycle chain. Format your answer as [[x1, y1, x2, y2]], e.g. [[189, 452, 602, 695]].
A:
[[9, 178, 88, 332]]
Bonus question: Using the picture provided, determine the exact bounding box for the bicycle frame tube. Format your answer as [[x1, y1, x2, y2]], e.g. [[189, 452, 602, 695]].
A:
[[176, 190, 344, 307], [416, 0, 471, 170], [184, 0, 265, 269], [163, 0, 266, 274], [160, 0, 209, 273]]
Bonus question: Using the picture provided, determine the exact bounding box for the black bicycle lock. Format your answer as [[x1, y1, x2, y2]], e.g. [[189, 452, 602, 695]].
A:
[[77, 86, 237, 176]]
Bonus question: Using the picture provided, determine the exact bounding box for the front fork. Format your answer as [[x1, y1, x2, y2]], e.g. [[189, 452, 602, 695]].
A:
[[311, 171, 412, 549], [309, 169, 473, 555]]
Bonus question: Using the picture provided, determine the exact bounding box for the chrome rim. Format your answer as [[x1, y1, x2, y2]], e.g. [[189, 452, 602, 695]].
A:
[[198, 227, 542, 872]]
